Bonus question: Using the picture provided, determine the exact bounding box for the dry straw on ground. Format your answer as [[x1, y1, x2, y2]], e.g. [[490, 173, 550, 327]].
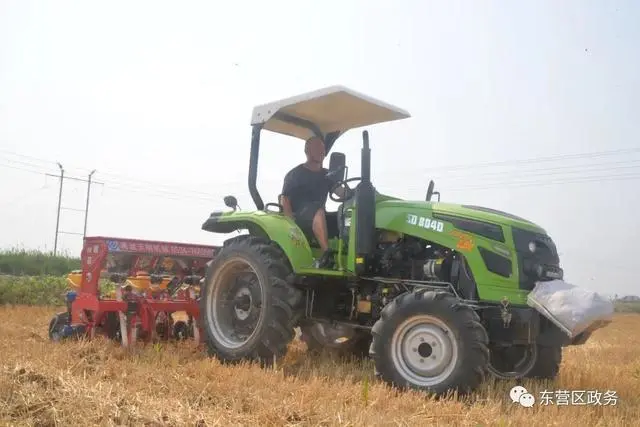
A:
[[0, 306, 638, 426]]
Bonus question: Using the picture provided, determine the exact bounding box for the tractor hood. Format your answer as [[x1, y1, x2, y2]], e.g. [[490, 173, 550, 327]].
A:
[[375, 196, 546, 234], [433, 202, 546, 233]]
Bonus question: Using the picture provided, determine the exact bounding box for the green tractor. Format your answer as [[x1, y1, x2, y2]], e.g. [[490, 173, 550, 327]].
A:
[[199, 86, 594, 396]]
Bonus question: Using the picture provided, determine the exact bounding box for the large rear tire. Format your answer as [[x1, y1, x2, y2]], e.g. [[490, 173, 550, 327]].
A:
[[370, 290, 489, 396], [200, 236, 303, 365]]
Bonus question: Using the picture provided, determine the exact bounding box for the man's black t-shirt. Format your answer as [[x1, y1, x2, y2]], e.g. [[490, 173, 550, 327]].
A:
[[281, 164, 333, 214]]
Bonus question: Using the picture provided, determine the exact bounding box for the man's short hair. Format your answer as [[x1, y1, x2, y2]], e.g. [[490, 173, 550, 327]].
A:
[[305, 135, 324, 152]]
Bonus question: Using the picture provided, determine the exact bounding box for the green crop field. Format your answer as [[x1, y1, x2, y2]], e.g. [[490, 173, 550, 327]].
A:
[[0, 248, 80, 277]]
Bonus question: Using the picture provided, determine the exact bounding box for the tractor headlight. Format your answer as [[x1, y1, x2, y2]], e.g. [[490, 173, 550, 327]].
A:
[[528, 241, 537, 253]]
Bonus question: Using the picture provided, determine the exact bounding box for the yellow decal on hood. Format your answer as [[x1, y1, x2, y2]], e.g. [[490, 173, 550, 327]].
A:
[[451, 230, 475, 251]]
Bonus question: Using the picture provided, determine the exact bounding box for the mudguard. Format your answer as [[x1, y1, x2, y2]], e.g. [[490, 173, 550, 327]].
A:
[[201, 210, 315, 271]]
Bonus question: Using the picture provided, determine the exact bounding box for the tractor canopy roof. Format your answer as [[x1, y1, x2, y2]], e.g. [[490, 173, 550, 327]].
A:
[[250, 85, 411, 142]]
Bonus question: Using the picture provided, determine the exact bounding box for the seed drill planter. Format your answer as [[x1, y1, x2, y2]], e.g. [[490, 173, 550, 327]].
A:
[[48, 236, 219, 346]]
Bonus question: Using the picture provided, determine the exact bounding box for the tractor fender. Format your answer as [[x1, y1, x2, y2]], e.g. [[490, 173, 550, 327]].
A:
[[201, 210, 314, 272]]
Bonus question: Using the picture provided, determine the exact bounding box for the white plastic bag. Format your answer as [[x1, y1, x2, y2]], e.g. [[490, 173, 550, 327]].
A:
[[527, 279, 614, 339]]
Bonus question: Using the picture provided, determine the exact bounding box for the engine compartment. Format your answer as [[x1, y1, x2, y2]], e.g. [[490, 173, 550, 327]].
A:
[[372, 232, 455, 282], [301, 232, 480, 327]]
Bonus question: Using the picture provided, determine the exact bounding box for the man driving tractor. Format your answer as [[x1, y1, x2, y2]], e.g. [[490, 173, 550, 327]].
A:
[[280, 135, 349, 268]]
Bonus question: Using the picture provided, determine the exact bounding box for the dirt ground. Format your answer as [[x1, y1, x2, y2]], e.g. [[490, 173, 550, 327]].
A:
[[0, 306, 638, 426]]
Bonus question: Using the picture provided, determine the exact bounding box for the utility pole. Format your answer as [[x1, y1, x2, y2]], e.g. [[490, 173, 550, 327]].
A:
[[53, 163, 64, 256], [47, 168, 103, 256], [83, 169, 96, 239]]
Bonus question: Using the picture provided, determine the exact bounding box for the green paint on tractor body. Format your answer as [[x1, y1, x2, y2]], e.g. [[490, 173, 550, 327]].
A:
[[202, 193, 551, 305]]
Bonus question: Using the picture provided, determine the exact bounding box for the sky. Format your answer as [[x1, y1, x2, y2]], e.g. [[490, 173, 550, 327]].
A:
[[1, 1, 638, 297]]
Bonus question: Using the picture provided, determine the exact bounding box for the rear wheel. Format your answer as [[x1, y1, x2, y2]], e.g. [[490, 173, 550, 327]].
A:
[[370, 290, 489, 396], [200, 236, 303, 365]]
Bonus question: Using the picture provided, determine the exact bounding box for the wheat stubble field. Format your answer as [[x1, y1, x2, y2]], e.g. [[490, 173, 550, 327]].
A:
[[0, 306, 638, 426]]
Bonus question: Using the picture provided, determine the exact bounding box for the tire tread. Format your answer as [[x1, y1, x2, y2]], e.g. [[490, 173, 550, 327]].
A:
[[200, 236, 303, 365]]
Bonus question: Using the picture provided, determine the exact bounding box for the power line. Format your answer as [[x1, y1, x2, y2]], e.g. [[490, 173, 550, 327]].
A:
[[393, 173, 640, 198], [0, 149, 244, 195], [0, 149, 57, 165], [431, 164, 640, 186], [4, 152, 640, 196], [443, 173, 640, 192], [99, 175, 225, 199], [102, 183, 219, 203], [0, 155, 235, 199], [101, 170, 640, 202], [408, 146, 640, 173], [3, 153, 638, 202], [4, 145, 640, 186], [0, 163, 51, 176], [44, 172, 104, 186], [426, 158, 640, 181], [3, 150, 640, 260], [99, 156, 640, 190], [0, 162, 224, 204], [3, 147, 640, 206], [0, 149, 94, 174], [89, 146, 640, 191], [4, 157, 640, 204], [0, 156, 59, 172]]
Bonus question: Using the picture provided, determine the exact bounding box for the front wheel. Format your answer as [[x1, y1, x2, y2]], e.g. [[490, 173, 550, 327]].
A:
[[370, 290, 489, 396], [199, 236, 303, 365]]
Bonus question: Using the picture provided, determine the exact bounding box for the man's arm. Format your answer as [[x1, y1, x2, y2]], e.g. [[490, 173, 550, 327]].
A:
[[280, 194, 293, 217], [324, 168, 353, 199], [280, 169, 296, 218], [333, 185, 347, 198], [329, 181, 353, 200]]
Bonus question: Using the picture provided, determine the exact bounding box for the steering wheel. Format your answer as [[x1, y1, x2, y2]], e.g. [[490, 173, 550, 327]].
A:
[[329, 177, 361, 203], [326, 165, 346, 182]]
